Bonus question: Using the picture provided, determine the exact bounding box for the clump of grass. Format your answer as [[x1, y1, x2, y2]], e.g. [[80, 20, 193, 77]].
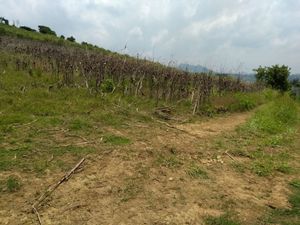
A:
[[103, 134, 131, 145], [156, 154, 182, 168], [120, 178, 142, 202], [186, 165, 209, 179], [205, 214, 241, 225], [0, 176, 21, 193]]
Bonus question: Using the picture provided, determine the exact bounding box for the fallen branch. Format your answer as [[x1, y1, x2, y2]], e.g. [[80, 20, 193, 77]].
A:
[[225, 151, 236, 161], [32, 158, 85, 211], [32, 206, 42, 225]]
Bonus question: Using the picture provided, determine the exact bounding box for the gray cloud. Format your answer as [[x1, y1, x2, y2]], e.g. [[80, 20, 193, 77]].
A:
[[0, 0, 299, 73]]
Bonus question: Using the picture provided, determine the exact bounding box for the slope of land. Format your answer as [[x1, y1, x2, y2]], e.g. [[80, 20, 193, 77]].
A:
[[0, 81, 299, 224], [0, 24, 299, 225]]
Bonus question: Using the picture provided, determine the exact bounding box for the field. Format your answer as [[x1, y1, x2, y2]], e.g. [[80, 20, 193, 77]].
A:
[[0, 24, 299, 225]]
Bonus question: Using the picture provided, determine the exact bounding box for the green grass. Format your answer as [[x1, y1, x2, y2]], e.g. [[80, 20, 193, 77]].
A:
[[103, 134, 131, 145], [186, 165, 209, 179], [245, 95, 298, 135], [205, 214, 241, 225], [215, 95, 299, 177]]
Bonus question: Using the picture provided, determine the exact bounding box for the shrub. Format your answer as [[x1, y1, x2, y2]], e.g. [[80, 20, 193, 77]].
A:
[[67, 36, 75, 42], [38, 25, 56, 36], [254, 65, 290, 92], [101, 79, 115, 93]]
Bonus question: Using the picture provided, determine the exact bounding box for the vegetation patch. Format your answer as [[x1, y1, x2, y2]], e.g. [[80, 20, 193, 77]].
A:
[[186, 165, 209, 179], [205, 214, 241, 225], [245, 95, 298, 135], [103, 134, 131, 145], [156, 154, 182, 169], [0, 176, 21, 193]]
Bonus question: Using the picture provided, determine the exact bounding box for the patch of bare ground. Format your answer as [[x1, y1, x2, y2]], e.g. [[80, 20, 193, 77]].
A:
[[0, 111, 297, 225]]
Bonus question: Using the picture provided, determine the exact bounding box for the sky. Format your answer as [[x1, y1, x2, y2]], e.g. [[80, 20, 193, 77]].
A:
[[1, 0, 300, 73]]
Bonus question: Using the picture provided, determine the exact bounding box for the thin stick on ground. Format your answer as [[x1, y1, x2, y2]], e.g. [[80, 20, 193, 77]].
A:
[[32, 206, 42, 225], [225, 151, 236, 161], [32, 158, 85, 225]]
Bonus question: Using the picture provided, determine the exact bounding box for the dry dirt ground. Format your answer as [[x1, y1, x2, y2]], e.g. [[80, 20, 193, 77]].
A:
[[0, 111, 298, 225]]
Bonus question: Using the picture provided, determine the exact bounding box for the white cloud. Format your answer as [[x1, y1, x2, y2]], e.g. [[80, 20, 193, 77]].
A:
[[0, 0, 300, 73]]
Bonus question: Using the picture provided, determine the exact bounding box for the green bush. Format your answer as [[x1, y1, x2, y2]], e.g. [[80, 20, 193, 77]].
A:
[[101, 79, 115, 93], [38, 25, 56, 36]]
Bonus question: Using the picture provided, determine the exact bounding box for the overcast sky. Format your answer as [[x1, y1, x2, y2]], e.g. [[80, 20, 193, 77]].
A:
[[1, 0, 300, 73]]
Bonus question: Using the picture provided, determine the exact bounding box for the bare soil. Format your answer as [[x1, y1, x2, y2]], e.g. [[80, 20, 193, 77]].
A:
[[0, 111, 297, 225]]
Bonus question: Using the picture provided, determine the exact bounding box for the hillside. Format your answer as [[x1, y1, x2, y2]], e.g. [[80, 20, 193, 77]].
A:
[[0, 23, 299, 225]]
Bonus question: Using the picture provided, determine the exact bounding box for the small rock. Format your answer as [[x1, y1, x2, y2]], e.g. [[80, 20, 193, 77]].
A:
[[169, 177, 174, 181]]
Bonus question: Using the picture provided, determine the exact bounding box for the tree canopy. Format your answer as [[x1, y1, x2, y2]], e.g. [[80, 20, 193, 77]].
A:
[[253, 65, 290, 92], [66, 36, 76, 42], [0, 17, 9, 25], [38, 25, 56, 36]]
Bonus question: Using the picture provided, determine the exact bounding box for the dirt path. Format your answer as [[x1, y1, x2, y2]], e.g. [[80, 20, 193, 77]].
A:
[[175, 112, 252, 138]]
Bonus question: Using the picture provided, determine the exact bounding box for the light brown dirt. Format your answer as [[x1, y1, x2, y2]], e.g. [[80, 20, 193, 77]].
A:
[[175, 112, 252, 138], [0, 111, 295, 225]]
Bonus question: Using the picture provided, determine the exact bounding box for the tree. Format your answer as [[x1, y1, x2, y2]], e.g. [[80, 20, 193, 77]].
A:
[[66, 36, 75, 42], [38, 25, 56, 36], [0, 17, 9, 25], [60, 35, 65, 39], [253, 65, 290, 92]]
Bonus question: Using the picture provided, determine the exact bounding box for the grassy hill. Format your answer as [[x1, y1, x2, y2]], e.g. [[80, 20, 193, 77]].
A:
[[0, 22, 299, 225]]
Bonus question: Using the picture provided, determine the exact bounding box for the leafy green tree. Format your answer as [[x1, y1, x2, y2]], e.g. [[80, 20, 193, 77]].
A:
[[67, 36, 76, 42], [253, 65, 290, 92], [38, 25, 56, 36], [0, 17, 9, 25]]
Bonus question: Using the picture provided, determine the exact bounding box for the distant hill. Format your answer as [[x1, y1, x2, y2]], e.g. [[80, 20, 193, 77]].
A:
[[290, 74, 300, 81], [178, 64, 212, 73]]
